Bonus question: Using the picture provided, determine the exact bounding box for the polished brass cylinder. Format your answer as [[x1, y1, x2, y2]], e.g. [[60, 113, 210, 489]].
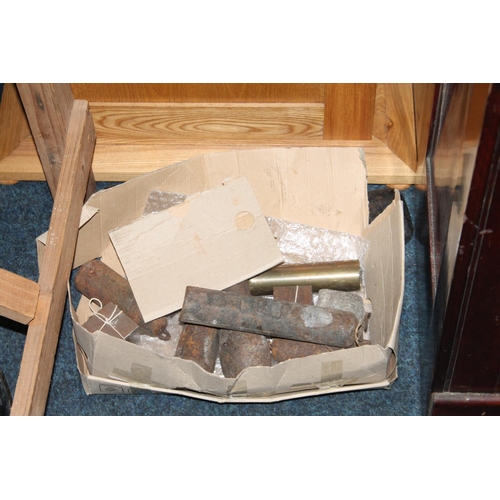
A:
[[248, 260, 361, 295]]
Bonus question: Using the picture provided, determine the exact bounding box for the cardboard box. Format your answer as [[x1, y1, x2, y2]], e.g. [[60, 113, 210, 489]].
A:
[[37, 147, 405, 402]]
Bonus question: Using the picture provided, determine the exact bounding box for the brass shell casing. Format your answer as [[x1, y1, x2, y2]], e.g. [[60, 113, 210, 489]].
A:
[[248, 260, 361, 295]]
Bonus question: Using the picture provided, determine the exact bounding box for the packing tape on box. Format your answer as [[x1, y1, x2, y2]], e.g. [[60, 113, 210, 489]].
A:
[[112, 362, 154, 386], [320, 360, 343, 383]]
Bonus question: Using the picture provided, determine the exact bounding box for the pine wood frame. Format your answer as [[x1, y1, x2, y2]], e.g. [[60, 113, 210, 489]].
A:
[[1, 85, 96, 415]]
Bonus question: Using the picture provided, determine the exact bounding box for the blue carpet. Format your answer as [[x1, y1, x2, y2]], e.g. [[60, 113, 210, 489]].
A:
[[0, 181, 431, 415]]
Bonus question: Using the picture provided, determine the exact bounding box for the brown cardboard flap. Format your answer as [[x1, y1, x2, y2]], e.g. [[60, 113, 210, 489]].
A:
[[75, 320, 394, 401], [76, 365, 393, 402], [37, 148, 370, 270], [108, 177, 283, 321], [56, 148, 369, 270], [362, 195, 405, 350]]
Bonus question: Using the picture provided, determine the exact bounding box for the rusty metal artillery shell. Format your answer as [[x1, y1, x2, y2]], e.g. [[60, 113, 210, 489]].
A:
[[175, 324, 219, 372], [219, 330, 271, 378], [271, 338, 334, 362], [271, 285, 331, 362], [316, 289, 371, 332], [74, 259, 171, 340], [179, 286, 358, 348], [218, 280, 272, 378], [248, 260, 361, 296]]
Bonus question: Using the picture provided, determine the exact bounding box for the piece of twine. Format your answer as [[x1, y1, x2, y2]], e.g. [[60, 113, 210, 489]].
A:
[[89, 298, 123, 337]]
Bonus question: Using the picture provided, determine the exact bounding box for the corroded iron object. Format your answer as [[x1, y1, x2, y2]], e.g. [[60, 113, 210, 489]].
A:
[[248, 260, 361, 296], [175, 324, 219, 372], [219, 280, 272, 378], [219, 330, 271, 378], [316, 289, 371, 330], [271, 285, 331, 363], [180, 286, 358, 348], [74, 259, 171, 340], [271, 338, 335, 362]]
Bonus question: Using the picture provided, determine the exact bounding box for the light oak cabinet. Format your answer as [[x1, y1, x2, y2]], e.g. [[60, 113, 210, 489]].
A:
[[0, 83, 435, 186]]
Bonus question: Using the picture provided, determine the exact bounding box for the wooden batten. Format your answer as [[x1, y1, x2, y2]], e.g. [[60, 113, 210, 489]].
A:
[[16, 84, 75, 197], [11, 100, 95, 416], [16, 84, 96, 199], [0, 269, 39, 325]]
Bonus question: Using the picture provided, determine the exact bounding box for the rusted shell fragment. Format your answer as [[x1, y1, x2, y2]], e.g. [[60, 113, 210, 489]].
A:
[[271, 285, 331, 362], [316, 289, 372, 331], [179, 286, 358, 348], [74, 259, 171, 340], [175, 324, 219, 372], [218, 279, 272, 378], [271, 338, 335, 362], [219, 330, 271, 378]]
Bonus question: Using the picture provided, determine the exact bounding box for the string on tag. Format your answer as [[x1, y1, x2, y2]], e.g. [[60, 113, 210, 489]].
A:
[[89, 298, 123, 336]]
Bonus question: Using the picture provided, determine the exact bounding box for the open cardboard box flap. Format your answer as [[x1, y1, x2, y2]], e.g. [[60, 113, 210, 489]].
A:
[[38, 147, 404, 402]]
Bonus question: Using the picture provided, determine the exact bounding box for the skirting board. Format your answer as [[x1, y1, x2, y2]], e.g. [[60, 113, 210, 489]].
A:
[[0, 135, 426, 186]]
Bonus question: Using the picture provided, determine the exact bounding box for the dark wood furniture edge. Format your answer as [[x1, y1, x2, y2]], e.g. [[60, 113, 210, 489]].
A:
[[430, 392, 500, 415], [425, 84, 500, 414]]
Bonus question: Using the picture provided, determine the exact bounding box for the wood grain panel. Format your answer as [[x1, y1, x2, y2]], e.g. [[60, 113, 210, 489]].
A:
[[0, 135, 424, 185], [90, 103, 325, 144], [323, 84, 377, 140], [372, 83, 388, 143], [71, 84, 325, 103], [0, 83, 31, 162], [377, 83, 418, 170], [373, 83, 435, 174], [11, 100, 95, 416]]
